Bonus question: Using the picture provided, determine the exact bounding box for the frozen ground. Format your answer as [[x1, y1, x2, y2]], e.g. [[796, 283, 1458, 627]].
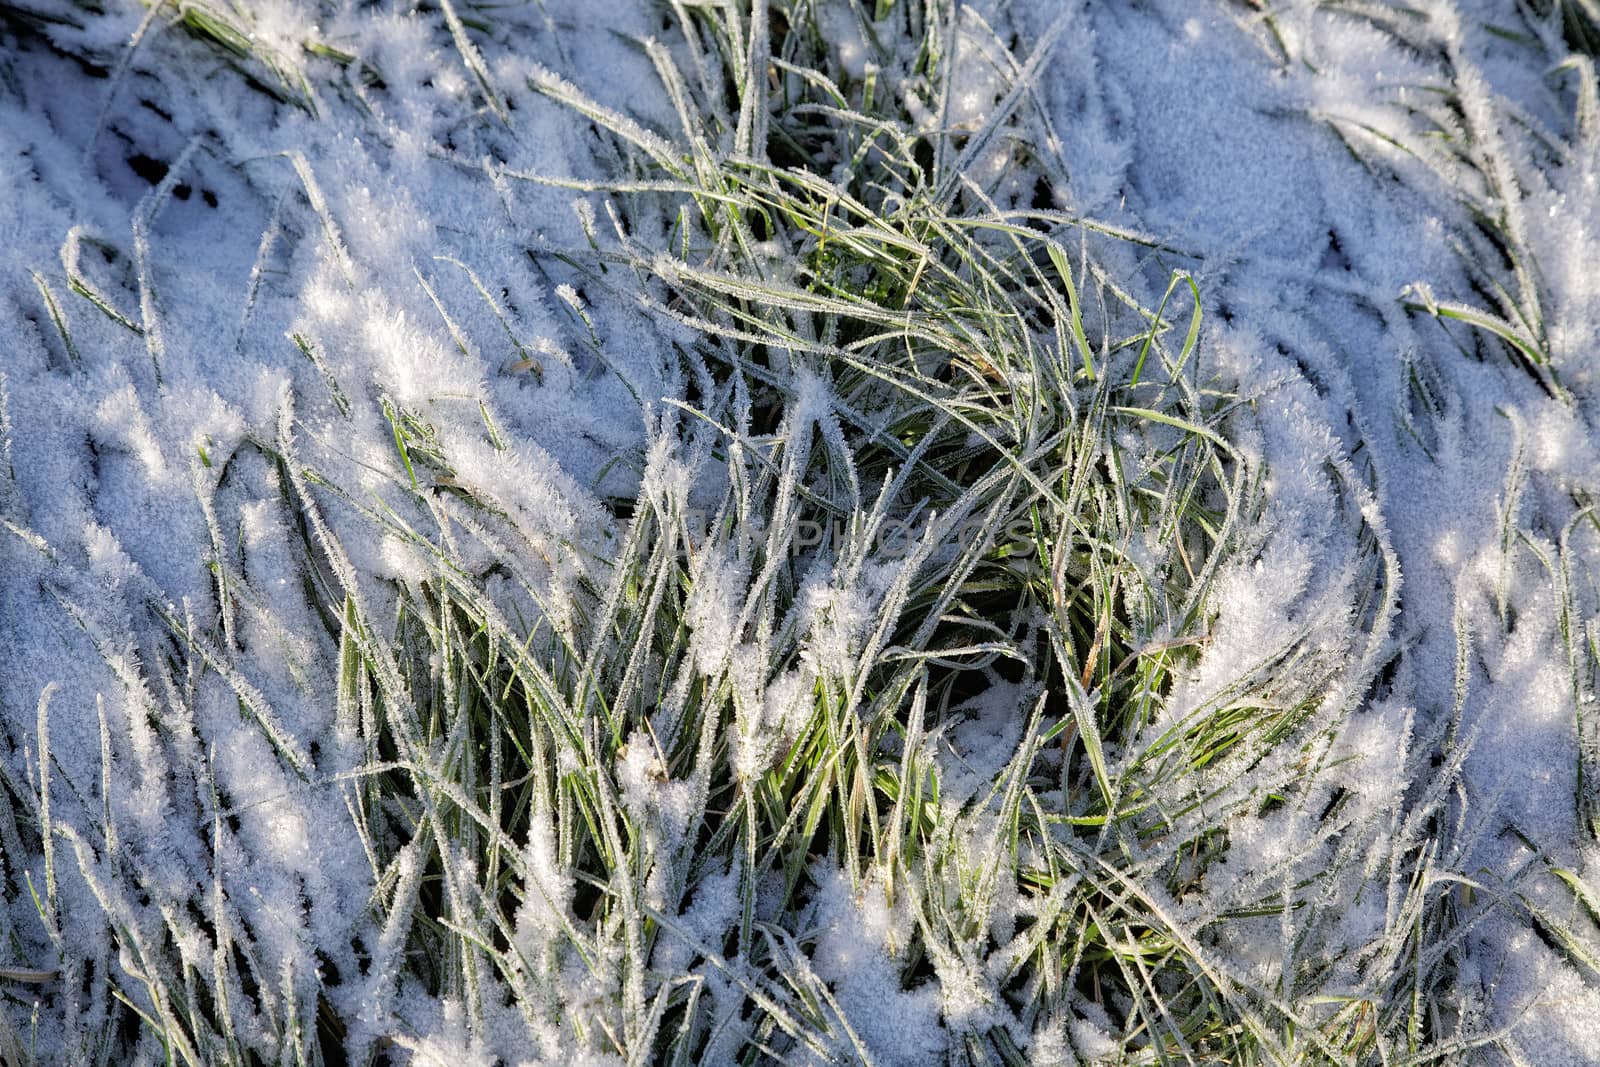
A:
[[1, 0, 1599, 1062]]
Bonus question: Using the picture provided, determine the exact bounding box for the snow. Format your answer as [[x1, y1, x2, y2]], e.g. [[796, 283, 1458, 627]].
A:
[[1, 0, 1599, 1060], [810, 867, 945, 1066]]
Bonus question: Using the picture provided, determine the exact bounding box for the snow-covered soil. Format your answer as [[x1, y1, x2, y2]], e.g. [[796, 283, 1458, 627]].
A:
[[2, 0, 1598, 1062]]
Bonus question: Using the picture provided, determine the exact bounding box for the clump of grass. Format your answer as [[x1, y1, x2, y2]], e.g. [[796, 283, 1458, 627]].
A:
[[6, 0, 1475, 1063], [325, 1, 1429, 1060]]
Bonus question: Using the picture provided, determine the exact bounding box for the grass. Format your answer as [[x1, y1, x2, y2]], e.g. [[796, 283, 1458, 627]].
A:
[[0, 0, 1496, 1063], [1284, 0, 1597, 402], [1242, 1, 1600, 1051]]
